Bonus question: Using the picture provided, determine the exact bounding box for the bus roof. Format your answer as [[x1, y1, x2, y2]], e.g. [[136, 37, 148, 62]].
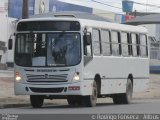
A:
[[79, 19, 148, 34], [19, 11, 147, 34], [29, 11, 112, 22]]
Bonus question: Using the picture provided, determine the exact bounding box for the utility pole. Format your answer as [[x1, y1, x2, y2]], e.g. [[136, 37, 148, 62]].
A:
[[22, 0, 28, 19]]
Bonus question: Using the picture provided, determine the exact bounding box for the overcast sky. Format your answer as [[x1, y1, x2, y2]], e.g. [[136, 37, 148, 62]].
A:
[[58, 0, 160, 14]]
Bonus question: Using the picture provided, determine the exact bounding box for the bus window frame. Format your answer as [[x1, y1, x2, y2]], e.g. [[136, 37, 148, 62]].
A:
[[100, 29, 112, 56], [92, 28, 101, 56], [111, 30, 121, 56], [120, 31, 130, 57], [139, 33, 148, 58], [130, 32, 140, 57]]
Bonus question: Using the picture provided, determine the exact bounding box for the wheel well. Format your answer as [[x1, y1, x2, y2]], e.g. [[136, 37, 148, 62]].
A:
[[94, 74, 101, 95], [128, 74, 133, 85]]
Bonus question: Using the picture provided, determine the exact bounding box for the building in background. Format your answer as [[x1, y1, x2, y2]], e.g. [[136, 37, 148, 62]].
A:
[[1, 0, 94, 67], [8, 0, 35, 18], [0, 0, 9, 69], [8, 0, 93, 18], [1, 0, 133, 68], [126, 13, 160, 73], [92, 9, 115, 22]]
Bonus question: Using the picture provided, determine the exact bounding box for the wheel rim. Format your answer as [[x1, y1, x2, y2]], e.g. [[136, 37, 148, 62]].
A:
[[127, 81, 133, 102], [91, 82, 97, 103]]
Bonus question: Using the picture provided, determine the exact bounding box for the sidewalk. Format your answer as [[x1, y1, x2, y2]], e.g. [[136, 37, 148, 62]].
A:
[[0, 75, 68, 108], [0, 68, 14, 77], [0, 70, 160, 108]]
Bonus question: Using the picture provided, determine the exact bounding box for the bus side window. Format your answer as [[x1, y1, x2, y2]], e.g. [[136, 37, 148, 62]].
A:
[[101, 30, 111, 56], [128, 33, 132, 55], [136, 34, 141, 56], [92, 29, 101, 56], [111, 31, 120, 56], [131, 33, 138, 57], [121, 32, 129, 57], [140, 34, 148, 57]]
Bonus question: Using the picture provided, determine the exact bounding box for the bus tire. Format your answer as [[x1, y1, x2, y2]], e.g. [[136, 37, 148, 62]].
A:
[[83, 81, 97, 107], [30, 95, 44, 108], [112, 94, 120, 104], [113, 78, 133, 104], [124, 78, 133, 104], [67, 96, 82, 106]]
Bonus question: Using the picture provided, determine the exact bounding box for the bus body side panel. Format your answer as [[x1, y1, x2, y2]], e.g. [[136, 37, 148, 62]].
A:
[[84, 56, 149, 95]]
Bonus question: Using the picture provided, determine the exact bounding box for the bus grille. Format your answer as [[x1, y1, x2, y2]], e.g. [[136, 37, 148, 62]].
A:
[[29, 87, 64, 93], [26, 74, 68, 83]]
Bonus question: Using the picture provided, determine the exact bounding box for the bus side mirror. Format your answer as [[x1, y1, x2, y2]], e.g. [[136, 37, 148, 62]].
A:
[[83, 34, 92, 56], [8, 38, 13, 50], [83, 34, 91, 45]]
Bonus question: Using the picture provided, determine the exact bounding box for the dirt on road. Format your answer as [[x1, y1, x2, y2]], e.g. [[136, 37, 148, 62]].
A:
[[133, 74, 160, 99]]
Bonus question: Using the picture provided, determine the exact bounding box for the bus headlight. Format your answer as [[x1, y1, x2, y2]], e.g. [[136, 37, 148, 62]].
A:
[[15, 71, 21, 82], [73, 72, 80, 81]]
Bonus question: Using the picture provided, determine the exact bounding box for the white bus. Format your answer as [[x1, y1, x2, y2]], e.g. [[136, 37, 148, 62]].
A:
[[8, 12, 149, 108]]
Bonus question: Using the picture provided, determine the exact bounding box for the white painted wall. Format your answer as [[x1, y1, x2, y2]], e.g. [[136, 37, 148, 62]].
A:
[[0, 13, 8, 64], [0, 13, 8, 43], [0, 13, 16, 64], [93, 9, 115, 22], [6, 18, 17, 63]]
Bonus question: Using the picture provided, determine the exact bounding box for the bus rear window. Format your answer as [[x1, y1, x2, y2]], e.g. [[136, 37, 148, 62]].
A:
[[17, 21, 80, 31]]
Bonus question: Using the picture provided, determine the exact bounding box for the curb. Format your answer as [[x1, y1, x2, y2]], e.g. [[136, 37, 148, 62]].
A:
[[0, 103, 58, 109], [133, 97, 160, 100], [0, 103, 30, 109]]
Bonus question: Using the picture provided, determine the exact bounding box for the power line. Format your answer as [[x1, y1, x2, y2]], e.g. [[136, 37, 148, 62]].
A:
[[90, 0, 122, 10], [135, 3, 160, 8], [128, 0, 160, 9], [73, 0, 122, 4], [74, 0, 160, 11], [71, 0, 124, 14]]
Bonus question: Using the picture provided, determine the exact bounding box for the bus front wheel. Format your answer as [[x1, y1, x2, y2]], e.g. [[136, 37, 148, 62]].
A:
[[67, 96, 82, 106], [83, 81, 97, 107], [113, 78, 133, 104], [30, 95, 44, 108]]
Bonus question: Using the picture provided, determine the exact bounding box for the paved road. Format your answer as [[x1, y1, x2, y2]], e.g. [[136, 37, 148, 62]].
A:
[[0, 99, 160, 114]]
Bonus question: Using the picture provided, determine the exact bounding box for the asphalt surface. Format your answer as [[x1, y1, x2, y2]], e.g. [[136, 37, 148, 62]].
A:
[[0, 99, 160, 114]]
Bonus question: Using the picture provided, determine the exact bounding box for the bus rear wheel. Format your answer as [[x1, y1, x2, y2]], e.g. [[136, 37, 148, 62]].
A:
[[113, 78, 133, 104], [30, 95, 44, 108], [83, 81, 97, 107]]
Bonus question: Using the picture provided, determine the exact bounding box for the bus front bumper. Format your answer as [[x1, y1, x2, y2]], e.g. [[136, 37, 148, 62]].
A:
[[14, 81, 93, 96]]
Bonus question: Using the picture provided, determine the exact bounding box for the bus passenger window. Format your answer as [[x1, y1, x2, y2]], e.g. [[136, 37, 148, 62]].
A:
[[140, 34, 148, 57], [131, 33, 138, 57], [111, 31, 120, 56], [121, 32, 129, 56], [101, 30, 111, 56], [92, 29, 101, 56]]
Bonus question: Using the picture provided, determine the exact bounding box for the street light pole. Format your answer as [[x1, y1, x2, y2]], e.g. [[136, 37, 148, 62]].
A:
[[22, 0, 28, 19]]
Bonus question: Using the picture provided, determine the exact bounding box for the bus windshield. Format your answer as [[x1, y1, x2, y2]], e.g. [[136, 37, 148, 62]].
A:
[[15, 32, 81, 67]]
